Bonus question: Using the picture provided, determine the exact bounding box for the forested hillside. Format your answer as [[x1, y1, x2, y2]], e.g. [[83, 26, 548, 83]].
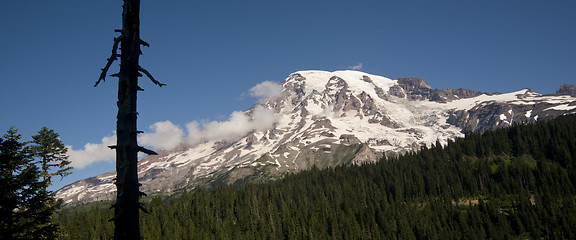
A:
[[56, 115, 576, 239]]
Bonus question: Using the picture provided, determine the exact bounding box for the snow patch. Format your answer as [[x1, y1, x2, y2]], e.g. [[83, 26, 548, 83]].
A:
[[546, 104, 576, 111]]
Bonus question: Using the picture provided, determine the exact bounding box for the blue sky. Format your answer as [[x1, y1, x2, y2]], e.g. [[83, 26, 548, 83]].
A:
[[1, 0, 575, 190]]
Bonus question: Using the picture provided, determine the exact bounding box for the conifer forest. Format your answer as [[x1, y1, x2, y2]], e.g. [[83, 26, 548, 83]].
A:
[[55, 115, 576, 239]]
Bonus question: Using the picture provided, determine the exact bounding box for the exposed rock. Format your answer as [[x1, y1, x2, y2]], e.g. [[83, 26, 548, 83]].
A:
[[329, 77, 364, 112], [447, 96, 576, 133], [430, 88, 485, 103], [350, 145, 380, 165], [339, 134, 361, 145], [313, 118, 335, 129], [398, 77, 432, 89], [396, 77, 433, 101], [557, 84, 576, 96], [379, 114, 401, 128], [357, 91, 377, 115], [56, 70, 576, 206], [284, 73, 307, 106], [388, 85, 406, 98]]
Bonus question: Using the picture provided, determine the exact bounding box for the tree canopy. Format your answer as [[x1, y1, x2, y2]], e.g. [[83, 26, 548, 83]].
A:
[[31, 126, 72, 186], [1, 127, 72, 239]]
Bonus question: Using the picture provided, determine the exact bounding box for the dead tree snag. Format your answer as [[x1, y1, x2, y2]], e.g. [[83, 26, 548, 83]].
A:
[[95, 0, 164, 239]]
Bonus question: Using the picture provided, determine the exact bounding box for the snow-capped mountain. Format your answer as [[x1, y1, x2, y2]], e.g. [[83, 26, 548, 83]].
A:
[[57, 70, 576, 205]]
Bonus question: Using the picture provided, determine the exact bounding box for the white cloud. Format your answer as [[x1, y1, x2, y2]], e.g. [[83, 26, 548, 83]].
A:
[[138, 121, 184, 150], [69, 81, 282, 169], [183, 80, 281, 145], [186, 111, 250, 145], [67, 121, 185, 169], [67, 134, 116, 169], [186, 105, 278, 145], [248, 81, 282, 99], [349, 63, 363, 70], [251, 106, 276, 131]]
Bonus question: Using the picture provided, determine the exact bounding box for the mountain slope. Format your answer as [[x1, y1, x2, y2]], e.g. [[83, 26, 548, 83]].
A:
[[57, 70, 576, 205], [56, 114, 576, 239]]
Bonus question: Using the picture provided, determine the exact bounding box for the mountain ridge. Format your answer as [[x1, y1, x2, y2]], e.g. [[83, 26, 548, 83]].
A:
[[56, 70, 576, 205]]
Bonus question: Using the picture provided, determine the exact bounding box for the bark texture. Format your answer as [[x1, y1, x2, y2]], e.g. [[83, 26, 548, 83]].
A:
[[114, 0, 142, 239], [95, 1, 164, 238]]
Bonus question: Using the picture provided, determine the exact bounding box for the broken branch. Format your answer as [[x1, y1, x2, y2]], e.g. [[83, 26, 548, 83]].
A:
[[137, 66, 166, 87], [138, 146, 158, 155], [139, 39, 150, 47], [95, 35, 123, 87]]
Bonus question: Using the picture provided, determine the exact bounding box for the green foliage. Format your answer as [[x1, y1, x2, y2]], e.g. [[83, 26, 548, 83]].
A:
[[31, 126, 72, 186], [57, 115, 576, 239], [0, 127, 62, 239]]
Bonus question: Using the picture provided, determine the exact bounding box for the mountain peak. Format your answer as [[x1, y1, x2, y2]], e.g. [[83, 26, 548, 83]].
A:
[[56, 70, 576, 206], [285, 70, 397, 97], [397, 77, 432, 89]]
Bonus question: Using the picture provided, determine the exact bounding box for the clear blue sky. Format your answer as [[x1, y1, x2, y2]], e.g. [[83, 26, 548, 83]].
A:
[[1, 0, 575, 190]]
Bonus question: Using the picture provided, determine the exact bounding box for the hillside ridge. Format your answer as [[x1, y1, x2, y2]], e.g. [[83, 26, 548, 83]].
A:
[[56, 70, 576, 205]]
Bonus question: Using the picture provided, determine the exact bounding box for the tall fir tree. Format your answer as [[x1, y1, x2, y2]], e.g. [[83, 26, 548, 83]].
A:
[[0, 127, 59, 239], [31, 126, 72, 187]]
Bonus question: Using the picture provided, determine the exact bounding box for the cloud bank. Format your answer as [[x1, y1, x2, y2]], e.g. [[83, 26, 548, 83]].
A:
[[67, 81, 281, 169], [186, 105, 277, 145], [67, 134, 116, 169], [138, 121, 185, 150]]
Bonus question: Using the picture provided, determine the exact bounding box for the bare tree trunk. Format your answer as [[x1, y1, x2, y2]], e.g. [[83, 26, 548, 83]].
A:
[[114, 0, 141, 239], [96, 1, 163, 238]]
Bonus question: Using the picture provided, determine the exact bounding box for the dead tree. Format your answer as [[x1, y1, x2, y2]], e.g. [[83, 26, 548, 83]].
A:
[[95, 0, 164, 239]]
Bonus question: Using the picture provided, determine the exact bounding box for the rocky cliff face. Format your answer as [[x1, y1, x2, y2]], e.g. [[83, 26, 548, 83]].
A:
[[56, 70, 576, 206], [446, 89, 576, 132], [557, 84, 576, 97]]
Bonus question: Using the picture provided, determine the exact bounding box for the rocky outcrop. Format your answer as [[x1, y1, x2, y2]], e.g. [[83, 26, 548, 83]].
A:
[[390, 77, 484, 103], [56, 70, 576, 206], [430, 88, 485, 103], [557, 84, 576, 96], [447, 89, 576, 132], [396, 77, 433, 101]]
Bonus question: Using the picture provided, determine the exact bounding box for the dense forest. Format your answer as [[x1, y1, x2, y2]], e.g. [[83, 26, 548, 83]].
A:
[[56, 115, 576, 239]]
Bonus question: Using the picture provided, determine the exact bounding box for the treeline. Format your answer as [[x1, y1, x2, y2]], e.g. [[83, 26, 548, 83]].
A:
[[56, 115, 576, 239]]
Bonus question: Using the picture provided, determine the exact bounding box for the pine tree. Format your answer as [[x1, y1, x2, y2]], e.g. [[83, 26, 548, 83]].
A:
[[54, 114, 576, 239], [31, 126, 72, 186], [0, 127, 59, 239]]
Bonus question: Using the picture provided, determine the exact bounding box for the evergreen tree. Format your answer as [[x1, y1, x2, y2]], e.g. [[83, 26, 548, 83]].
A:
[[55, 115, 576, 239], [31, 126, 72, 186], [0, 127, 59, 239]]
